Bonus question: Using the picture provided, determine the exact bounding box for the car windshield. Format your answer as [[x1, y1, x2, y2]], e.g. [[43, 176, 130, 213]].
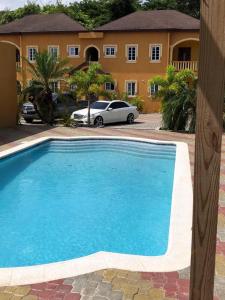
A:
[[90, 102, 109, 110]]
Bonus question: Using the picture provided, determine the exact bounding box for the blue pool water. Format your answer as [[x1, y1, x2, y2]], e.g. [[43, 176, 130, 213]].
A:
[[0, 139, 176, 267]]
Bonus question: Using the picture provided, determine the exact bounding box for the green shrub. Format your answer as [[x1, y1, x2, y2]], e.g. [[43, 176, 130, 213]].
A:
[[60, 114, 77, 127], [127, 96, 144, 112], [106, 91, 144, 112], [150, 66, 197, 133]]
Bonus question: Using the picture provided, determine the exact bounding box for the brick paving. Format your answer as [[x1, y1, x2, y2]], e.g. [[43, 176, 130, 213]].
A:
[[0, 114, 224, 300]]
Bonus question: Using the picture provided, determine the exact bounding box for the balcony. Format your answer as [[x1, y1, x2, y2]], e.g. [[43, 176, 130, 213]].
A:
[[171, 61, 198, 72], [16, 62, 21, 72]]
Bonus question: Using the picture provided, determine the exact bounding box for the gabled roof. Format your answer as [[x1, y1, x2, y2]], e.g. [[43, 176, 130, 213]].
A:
[[95, 10, 200, 32], [0, 13, 86, 34]]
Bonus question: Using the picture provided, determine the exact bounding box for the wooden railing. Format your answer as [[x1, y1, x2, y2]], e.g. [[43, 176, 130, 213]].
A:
[[171, 61, 198, 72]]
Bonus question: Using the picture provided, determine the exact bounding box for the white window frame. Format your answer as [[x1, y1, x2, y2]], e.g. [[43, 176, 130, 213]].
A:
[[27, 46, 38, 63], [105, 81, 116, 91], [125, 44, 138, 63], [48, 45, 59, 58], [149, 83, 159, 96], [125, 80, 137, 97], [50, 81, 60, 93], [150, 44, 162, 63], [103, 45, 117, 58], [67, 45, 80, 57], [70, 84, 77, 92]]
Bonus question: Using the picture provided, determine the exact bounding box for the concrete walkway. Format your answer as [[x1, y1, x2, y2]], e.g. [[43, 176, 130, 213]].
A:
[[0, 115, 224, 300]]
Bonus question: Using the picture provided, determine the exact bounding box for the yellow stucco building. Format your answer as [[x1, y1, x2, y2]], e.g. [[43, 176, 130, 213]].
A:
[[0, 10, 200, 112], [0, 42, 17, 128]]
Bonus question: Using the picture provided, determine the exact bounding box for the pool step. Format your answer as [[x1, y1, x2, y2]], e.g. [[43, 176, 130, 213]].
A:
[[44, 141, 176, 160]]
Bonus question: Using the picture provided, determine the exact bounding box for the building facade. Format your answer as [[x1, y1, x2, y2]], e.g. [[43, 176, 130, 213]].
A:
[[0, 10, 200, 112], [0, 42, 17, 128]]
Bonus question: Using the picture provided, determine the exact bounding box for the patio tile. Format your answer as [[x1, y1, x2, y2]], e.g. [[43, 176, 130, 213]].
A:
[[14, 286, 31, 297], [22, 296, 38, 300], [0, 293, 13, 300], [102, 270, 117, 283], [215, 254, 225, 276], [64, 293, 81, 300], [4, 286, 18, 294]]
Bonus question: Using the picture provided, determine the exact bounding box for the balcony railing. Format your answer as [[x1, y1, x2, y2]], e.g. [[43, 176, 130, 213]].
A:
[[16, 62, 21, 72], [171, 61, 198, 72]]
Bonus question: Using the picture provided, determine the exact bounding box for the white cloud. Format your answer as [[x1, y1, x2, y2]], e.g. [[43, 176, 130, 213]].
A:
[[0, 0, 72, 11]]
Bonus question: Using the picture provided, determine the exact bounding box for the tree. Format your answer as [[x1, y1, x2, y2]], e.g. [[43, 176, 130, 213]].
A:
[[68, 63, 112, 126], [177, 0, 200, 19], [0, 0, 200, 28], [14, 1, 41, 19], [142, 0, 177, 10], [22, 50, 69, 125], [150, 65, 197, 132], [0, 1, 41, 25], [108, 0, 141, 21], [77, 0, 111, 28]]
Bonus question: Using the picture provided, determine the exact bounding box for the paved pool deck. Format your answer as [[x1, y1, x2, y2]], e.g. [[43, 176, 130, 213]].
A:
[[0, 115, 224, 300]]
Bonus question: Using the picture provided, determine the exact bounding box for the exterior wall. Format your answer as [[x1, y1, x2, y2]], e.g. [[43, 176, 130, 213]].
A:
[[170, 31, 199, 47], [172, 40, 199, 61], [81, 31, 169, 112], [0, 42, 17, 128], [0, 30, 199, 113]]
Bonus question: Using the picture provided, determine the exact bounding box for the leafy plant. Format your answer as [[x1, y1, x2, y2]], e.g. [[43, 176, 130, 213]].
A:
[[60, 114, 77, 127], [128, 96, 144, 112], [21, 50, 70, 125], [108, 91, 144, 112], [150, 65, 197, 133], [68, 63, 112, 126]]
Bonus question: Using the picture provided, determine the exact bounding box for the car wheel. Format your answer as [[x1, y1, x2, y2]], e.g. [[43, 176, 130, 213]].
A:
[[24, 118, 33, 123], [94, 116, 104, 127], [127, 113, 134, 124]]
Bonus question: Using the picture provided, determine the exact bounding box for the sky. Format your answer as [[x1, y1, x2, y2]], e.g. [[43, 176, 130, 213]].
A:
[[0, 0, 73, 10]]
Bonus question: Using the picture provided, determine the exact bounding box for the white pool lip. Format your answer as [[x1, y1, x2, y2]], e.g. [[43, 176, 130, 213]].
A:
[[0, 136, 193, 286]]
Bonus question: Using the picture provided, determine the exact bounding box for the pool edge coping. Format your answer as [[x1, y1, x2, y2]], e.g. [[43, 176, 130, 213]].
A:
[[0, 136, 193, 286]]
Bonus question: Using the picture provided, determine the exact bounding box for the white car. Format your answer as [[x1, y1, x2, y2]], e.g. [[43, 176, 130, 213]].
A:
[[71, 100, 139, 126]]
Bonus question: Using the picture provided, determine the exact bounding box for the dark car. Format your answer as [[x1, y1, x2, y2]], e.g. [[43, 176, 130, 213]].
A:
[[21, 93, 78, 123]]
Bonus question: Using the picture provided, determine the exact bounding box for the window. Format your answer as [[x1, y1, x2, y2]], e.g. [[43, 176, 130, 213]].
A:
[[48, 46, 59, 58], [105, 82, 115, 91], [90, 102, 109, 110], [104, 45, 117, 57], [149, 84, 159, 96], [126, 45, 138, 62], [27, 47, 38, 62], [68, 45, 80, 57], [109, 102, 129, 109], [150, 44, 162, 62], [126, 81, 137, 97], [50, 81, 60, 93], [116, 102, 129, 108], [70, 84, 77, 91]]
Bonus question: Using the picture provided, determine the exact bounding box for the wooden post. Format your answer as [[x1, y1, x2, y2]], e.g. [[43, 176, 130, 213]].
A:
[[190, 1, 225, 299]]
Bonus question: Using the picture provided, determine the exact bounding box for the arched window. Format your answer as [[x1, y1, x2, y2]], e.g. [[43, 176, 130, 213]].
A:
[[16, 49, 20, 62]]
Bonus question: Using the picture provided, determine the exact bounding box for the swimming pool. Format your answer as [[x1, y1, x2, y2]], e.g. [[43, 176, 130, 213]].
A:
[[0, 137, 193, 285]]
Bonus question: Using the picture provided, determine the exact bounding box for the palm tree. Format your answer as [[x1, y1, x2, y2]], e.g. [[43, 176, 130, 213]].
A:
[[22, 50, 69, 124], [68, 63, 113, 126], [150, 65, 197, 132]]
